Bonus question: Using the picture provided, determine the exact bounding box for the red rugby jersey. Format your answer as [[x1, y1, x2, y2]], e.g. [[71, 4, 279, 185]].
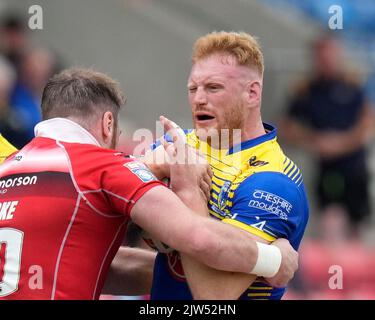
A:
[[0, 119, 162, 299]]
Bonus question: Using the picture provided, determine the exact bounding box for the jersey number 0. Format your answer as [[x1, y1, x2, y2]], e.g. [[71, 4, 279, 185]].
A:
[[0, 228, 24, 297]]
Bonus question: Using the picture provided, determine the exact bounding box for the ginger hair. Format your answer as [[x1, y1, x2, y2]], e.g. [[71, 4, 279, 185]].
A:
[[192, 31, 264, 76]]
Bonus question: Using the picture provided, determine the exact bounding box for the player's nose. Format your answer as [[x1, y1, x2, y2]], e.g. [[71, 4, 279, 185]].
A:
[[193, 87, 207, 106]]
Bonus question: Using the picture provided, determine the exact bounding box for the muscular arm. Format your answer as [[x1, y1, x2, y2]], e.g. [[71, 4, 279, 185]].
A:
[[130, 186, 259, 274], [102, 246, 156, 296], [182, 259, 257, 300], [180, 226, 265, 300], [181, 235, 295, 300]]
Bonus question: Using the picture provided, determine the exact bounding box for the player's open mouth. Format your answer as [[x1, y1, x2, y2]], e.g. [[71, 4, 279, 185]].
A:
[[195, 113, 215, 122]]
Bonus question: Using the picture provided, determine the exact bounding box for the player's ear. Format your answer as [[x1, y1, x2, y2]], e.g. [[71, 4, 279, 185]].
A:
[[244, 80, 262, 108], [101, 111, 114, 144]]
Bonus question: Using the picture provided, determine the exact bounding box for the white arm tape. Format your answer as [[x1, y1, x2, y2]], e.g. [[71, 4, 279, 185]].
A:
[[169, 120, 187, 144], [250, 242, 282, 278]]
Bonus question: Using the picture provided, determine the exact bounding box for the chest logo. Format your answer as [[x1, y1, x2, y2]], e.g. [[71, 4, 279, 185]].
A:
[[218, 181, 231, 211]]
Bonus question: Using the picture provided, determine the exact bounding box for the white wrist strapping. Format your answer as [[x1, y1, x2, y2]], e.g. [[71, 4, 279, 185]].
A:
[[169, 120, 187, 144], [250, 242, 282, 278]]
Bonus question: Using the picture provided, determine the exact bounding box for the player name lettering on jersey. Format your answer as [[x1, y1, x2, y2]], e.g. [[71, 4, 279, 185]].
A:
[[0, 176, 38, 189], [0, 201, 19, 221]]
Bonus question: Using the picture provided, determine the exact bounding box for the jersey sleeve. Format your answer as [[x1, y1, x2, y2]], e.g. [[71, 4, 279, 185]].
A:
[[101, 156, 166, 216], [70, 145, 167, 218], [222, 172, 308, 245]]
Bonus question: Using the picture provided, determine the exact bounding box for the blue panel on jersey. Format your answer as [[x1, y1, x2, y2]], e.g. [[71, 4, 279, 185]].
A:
[[230, 172, 309, 249]]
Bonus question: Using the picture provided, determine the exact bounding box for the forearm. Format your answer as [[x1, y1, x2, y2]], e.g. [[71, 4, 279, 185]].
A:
[[177, 190, 210, 217], [181, 253, 257, 300], [131, 187, 258, 274], [180, 228, 270, 299], [188, 218, 259, 273], [102, 246, 156, 296]]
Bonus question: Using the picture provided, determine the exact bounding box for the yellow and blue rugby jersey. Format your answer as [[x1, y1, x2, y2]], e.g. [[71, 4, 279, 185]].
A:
[[0, 134, 17, 164], [150, 123, 309, 300]]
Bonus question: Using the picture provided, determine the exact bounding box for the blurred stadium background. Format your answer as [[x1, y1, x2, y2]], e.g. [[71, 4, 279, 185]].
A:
[[1, 0, 374, 299]]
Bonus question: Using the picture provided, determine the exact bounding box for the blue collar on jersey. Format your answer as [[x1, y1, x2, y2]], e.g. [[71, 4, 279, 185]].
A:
[[227, 123, 277, 155]]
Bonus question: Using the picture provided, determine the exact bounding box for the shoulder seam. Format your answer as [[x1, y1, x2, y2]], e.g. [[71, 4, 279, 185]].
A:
[[56, 141, 124, 219]]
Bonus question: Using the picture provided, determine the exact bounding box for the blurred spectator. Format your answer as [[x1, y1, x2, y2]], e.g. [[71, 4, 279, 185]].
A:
[[0, 13, 29, 75], [280, 35, 375, 237], [10, 47, 59, 148], [364, 45, 375, 110], [0, 55, 30, 146], [0, 13, 64, 148]]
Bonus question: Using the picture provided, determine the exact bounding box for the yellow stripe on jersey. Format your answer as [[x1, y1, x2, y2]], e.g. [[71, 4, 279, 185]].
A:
[[290, 168, 300, 181], [287, 164, 298, 178], [222, 218, 276, 242], [247, 293, 272, 297], [249, 286, 273, 290], [283, 158, 292, 172], [295, 173, 303, 185], [208, 208, 224, 220], [211, 183, 221, 194], [0, 135, 17, 164]]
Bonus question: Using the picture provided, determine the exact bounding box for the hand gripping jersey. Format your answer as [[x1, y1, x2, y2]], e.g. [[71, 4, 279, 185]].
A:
[[151, 123, 309, 300], [0, 119, 163, 299], [0, 135, 17, 164]]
